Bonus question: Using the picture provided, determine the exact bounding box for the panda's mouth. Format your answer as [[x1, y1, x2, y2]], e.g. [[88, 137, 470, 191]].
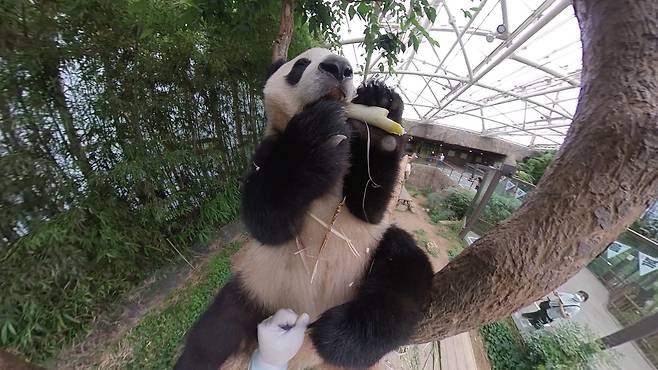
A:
[[321, 86, 348, 102]]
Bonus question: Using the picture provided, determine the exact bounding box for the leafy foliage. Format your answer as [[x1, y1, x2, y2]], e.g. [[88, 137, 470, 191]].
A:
[[0, 0, 317, 361], [481, 320, 618, 370], [517, 151, 556, 185], [480, 320, 528, 370], [111, 242, 242, 369], [524, 322, 618, 369], [298, 0, 441, 72], [481, 193, 522, 226], [426, 187, 475, 223], [433, 222, 465, 261]]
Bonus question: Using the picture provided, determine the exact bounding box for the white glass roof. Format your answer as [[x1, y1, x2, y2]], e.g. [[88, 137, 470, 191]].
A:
[[338, 0, 582, 149]]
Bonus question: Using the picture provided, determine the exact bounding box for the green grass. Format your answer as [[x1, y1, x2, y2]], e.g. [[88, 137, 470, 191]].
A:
[[103, 242, 242, 369], [435, 222, 467, 261], [412, 229, 439, 257]]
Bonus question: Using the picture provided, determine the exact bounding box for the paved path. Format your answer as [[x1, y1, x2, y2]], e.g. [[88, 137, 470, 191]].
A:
[[440, 332, 479, 370], [515, 269, 655, 370]]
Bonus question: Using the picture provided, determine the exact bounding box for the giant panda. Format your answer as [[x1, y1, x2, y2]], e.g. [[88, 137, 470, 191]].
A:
[[175, 48, 433, 370]]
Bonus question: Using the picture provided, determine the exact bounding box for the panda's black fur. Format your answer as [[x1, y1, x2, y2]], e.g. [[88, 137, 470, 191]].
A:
[[175, 49, 433, 370], [241, 99, 351, 245]]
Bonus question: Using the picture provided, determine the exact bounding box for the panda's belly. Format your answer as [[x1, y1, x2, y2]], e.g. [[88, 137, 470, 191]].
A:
[[235, 192, 389, 319]]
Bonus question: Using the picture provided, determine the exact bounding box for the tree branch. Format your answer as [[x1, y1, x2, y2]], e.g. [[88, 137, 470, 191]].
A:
[[412, 0, 658, 343], [272, 0, 295, 62]]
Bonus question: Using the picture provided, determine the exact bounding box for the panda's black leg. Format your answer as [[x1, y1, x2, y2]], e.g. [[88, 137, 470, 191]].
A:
[[309, 226, 433, 368], [241, 100, 350, 245], [343, 80, 405, 224], [174, 277, 268, 370]]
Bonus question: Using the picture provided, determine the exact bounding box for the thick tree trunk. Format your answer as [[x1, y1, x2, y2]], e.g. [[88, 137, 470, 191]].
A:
[[272, 0, 295, 62], [412, 0, 658, 343]]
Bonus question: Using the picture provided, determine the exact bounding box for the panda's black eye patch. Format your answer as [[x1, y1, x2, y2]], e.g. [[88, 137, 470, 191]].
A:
[[285, 58, 311, 85]]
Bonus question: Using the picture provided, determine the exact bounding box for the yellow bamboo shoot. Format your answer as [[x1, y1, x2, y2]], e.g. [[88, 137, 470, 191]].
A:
[[345, 103, 405, 136]]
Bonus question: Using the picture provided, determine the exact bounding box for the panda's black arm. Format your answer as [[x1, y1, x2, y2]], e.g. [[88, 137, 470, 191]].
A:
[[174, 277, 267, 370], [309, 226, 433, 368], [343, 80, 405, 224], [342, 125, 403, 224], [241, 100, 350, 245]]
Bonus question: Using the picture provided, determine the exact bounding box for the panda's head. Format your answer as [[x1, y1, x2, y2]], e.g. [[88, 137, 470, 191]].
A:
[[264, 48, 356, 134]]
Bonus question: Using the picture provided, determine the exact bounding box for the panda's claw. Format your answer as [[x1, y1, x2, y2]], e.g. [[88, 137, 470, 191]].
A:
[[327, 134, 348, 147], [353, 80, 404, 123]]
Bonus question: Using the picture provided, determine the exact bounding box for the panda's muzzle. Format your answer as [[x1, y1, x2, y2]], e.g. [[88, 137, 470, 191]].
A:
[[319, 55, 353, 82]]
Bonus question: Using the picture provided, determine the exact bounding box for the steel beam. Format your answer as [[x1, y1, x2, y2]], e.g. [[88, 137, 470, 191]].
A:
[[411, 0, 489, 103], [426, 0, 572, 119], [437, 84, 579, 119], [386, 70, 573, 119], [485, 123, 572, 135], [442, 2, 474, 79], [510, 54, 579, 86]]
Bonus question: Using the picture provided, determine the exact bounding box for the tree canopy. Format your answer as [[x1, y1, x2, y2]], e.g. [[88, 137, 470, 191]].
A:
[[516, 151, 556, 185], [0, 0, 316, 360]]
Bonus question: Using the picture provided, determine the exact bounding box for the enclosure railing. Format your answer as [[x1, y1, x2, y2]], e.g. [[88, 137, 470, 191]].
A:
[[411, 156, 486, 190]]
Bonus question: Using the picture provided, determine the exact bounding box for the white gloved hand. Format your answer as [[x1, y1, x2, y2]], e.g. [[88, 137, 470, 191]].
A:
[[251, 309, 310, 370]]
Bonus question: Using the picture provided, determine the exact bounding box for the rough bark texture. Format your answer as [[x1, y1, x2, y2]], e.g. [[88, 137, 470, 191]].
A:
[[272, 0, 295, 62], [412, 0, 658, 343]]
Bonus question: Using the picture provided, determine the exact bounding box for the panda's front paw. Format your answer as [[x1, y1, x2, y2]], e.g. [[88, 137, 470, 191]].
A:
[[281, 100, 350, 178], [284, 100, 349, 149], [309, 303, 388, 368], [353, 80, 404, 123]]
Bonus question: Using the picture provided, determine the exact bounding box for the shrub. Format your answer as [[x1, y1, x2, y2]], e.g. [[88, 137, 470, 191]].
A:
[[517, 151, 556, 184], [482, 193, 522, 225], [426, 187, 475, 223], [447, 244, 465, 260], [443, 187, 476, 218], [524, 322, 618, 370], [0, 180, 240, 361], [420, 186, 434, 197], [428, 208, 456, 224], [481, 320, 619, 370], [480, 321, 529, 370]]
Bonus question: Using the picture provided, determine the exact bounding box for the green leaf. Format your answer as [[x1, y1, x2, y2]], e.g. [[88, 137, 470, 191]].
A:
[[357, 2, 370, 18], [425, 6, 437, 23], [348, 4, 356, 19]]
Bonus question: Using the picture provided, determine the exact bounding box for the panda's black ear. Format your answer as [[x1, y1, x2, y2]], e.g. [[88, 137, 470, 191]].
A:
[[266, 59, 286, 80]]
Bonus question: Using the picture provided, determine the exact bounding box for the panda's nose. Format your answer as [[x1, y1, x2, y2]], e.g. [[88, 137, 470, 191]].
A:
[[319, 56, 353, 82]]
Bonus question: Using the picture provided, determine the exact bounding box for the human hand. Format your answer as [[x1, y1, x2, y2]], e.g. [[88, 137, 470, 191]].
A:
[[255, 309, 310, 369]]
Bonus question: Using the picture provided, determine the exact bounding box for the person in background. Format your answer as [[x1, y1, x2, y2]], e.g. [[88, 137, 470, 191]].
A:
[[429, 151, 436, 165], [474, 176, 483, 191], [250, 309, 309, 370], [438, 152, 445, 163], [522, 290, 589, 327]]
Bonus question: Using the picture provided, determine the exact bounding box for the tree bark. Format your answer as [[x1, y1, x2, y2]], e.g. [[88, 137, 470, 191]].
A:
[[412, 0, 658, 343], [272, 0, 295, 62], [600, 311, 658, 349]]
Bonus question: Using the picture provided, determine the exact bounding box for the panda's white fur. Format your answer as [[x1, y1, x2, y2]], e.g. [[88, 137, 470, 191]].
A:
[[235, 191, 390, 319], [175, 48, 428, 370], [234, 49, 393, 369], [263, 48, 356, 135], [238, 51, 392, 308]]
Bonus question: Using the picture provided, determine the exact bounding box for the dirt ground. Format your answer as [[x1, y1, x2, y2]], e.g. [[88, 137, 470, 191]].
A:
[[56, 194, 492, 370], [389, 195, 491, 370], [391, 202, 450, 271]]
